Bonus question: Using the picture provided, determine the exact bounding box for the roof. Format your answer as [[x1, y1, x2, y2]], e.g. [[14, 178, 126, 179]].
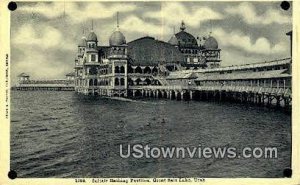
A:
[[203, 36, 218, 50], [167, 72, 198, 80], [286, 31, 292, 36], [78, 36, 87, 47], [18, 73, 30, 77], [175, 31, 198, 48], [168, 35, 179, 46], [65, 72, 75, 76], [127, 36, 184, 66], [182, 58, 291, 73], [87, 31, 98, 42], [167, 68, 290, 81], [195, 69, 290, 81], [109, 30, 126, 46]]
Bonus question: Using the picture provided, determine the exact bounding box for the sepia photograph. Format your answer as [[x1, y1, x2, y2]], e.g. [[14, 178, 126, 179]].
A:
[[0, 0, 297, 182]]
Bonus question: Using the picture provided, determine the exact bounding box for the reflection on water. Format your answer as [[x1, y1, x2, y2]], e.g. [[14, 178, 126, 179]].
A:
[[10, 91, 291, 177]]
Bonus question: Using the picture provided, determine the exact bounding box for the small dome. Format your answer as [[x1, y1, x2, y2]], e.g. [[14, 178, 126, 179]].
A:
[[78, 36, 87, 47], [87, 31, 98, 42], [109, 30, 126, 46], [203, 36, 218, 49], [168, 35, 179, 46], [18, 73, 30, 77]]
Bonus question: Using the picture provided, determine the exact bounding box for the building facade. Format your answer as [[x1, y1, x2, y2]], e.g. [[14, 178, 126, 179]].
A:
[[74, 20, 222, 96]]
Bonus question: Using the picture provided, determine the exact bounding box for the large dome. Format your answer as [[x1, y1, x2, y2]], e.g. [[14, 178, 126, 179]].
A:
[[203, 36, 218, 49], [175, 31, 198, 48], [170, 21, 198, 48], [87, 31, 98, 42], [78, 36, 87, 47], [109, 30, 126, 46]]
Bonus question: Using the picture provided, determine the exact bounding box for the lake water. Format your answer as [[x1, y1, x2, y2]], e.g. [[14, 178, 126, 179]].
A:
[[10, 91, 291, 178]]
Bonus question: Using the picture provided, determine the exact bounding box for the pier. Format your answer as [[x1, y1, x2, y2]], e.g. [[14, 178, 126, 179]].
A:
[[72, 57, 292, 109], [128, 85, 291, 108], [11, 77, 75, 91]]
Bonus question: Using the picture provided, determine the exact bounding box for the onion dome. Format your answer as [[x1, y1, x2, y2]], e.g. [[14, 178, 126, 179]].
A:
[[168, 35, 179, 46], [203, 36, 218, 49], [78, 36, 87, 47], [87, 31, 98, 42], [175, 31, 198, 48], [109, 29, 126, 46]]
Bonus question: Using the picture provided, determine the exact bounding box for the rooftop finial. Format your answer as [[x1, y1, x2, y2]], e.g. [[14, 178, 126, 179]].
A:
[[91, 19, 94, 31], [117, 11, 119, 28], [180, 20, 186, 31], [209, 19, 213, 35]]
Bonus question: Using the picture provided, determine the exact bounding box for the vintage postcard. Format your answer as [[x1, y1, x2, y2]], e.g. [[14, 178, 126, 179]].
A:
[[0, 0, 299, 185]]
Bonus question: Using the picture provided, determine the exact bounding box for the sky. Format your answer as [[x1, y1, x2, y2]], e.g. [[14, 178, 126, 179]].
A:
[[11, 1, 292, 82]]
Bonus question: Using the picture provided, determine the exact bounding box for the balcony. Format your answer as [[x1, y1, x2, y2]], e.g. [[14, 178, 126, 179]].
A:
[[84, 61, 100, 66]]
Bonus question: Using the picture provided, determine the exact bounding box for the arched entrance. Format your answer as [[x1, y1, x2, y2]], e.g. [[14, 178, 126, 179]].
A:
[[144, 66, 151, 74], [135, 66, 142, 74], [134, 90, 142, 97], [176, 91, 181, 101]]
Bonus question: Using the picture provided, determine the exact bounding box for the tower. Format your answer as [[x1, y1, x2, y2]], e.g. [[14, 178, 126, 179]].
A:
[[201, 35, 221, 68], [168, 21, 199, 68], [75, 21, 100, 95], [108, 12, 128, 97], [78, 28, 87, 56], [74, 29, 86, 88]]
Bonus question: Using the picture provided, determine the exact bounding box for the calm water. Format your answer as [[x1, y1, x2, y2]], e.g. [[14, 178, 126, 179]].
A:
[[10, 91, 291, 178]]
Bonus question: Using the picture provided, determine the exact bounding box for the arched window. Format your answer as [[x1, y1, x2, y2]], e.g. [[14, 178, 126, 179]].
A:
[[94, 79, 97, 86], [120, 66, 125, 73], [115, 78, 119, 86], [89, 79, 93, 86], [128, 78, 133, 86], [136, 78, 141, 85], [120, 78, 125, 86], [91, 54, 96, 62], [115, 66, 120, 73], [144, 78, 151, 85]]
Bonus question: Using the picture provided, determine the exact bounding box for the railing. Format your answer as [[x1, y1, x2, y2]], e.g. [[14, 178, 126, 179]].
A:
[[16, 83, 74, 87], [19, 80, 73, 85], [128, 73, 155, 77], [182, 58, 291, 73], [83, 62, 100, 65], [129, 85, 291, 97]]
